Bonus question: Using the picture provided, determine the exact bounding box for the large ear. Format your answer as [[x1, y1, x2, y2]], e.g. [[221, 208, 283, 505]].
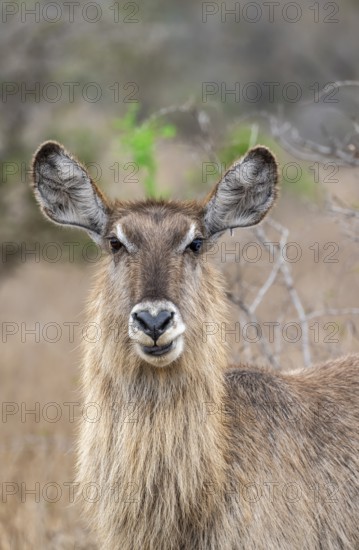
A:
[[31, 141, 110, 244], [203, 146, 278, 237]]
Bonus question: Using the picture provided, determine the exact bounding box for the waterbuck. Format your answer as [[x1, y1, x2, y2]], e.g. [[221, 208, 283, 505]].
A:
[[31, 141, 359, 549]]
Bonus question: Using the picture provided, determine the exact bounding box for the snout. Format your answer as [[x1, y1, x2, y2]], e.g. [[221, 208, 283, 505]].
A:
[[129, 300, 185, 366], [133, 310, 174, 344]]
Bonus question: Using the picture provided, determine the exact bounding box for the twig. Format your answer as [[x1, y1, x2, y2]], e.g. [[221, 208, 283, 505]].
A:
[[249, 225, 288, 314], [257, 219, 312, 367], [228, 292, 280, 369], [305, 308, 359, 321]]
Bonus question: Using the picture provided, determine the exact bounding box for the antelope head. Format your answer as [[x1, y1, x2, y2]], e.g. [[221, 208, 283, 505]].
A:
[[32, 141, 278, 367]]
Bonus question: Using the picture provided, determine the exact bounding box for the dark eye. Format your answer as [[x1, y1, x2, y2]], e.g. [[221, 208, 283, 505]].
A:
[[188, 238, 203, 253], [109, 236, 122, 253]]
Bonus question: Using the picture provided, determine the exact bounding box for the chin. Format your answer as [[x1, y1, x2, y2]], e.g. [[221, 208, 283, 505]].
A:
[[135, 336, 184, 367]]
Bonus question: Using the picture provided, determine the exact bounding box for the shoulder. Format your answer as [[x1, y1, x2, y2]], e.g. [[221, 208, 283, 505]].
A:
[[225, 364, 282, 389], [225, 355, 359, 414], [224, 364, 290, 407]]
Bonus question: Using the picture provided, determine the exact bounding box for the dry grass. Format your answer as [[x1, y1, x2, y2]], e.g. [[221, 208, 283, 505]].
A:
[[0, 263, 94, 548]]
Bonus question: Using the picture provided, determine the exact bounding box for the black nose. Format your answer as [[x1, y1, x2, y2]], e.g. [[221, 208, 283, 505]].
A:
[[134, 310, 174, 341]]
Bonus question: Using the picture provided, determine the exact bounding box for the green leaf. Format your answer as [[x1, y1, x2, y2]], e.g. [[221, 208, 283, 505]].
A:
[[115, 105, 176, 198]]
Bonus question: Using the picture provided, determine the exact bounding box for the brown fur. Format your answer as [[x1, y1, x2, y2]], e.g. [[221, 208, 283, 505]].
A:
[[31, 142, 359, 549]]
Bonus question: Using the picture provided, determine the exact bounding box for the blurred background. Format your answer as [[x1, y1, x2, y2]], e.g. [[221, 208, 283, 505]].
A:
[[1, 0, 359, 547]]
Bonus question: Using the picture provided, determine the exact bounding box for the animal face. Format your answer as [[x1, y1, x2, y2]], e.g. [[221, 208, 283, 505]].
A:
[[32, 141, 278, 367]]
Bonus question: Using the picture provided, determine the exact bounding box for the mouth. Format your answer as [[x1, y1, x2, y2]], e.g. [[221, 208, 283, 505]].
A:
[[141, 341, 173, 357], [134, 335, 184, 366]]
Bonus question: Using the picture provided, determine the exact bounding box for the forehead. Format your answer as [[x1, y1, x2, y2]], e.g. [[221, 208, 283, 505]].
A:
[[109, 200, 204, 242]]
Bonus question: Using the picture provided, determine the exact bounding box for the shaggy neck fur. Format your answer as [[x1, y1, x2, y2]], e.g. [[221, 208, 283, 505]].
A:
[[77, 263, 230, 549]]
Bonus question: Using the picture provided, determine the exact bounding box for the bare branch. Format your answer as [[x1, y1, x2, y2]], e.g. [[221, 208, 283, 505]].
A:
[[305, 308, 359, 321], [227, 292, 281, 369], [249, 225, 288, 315], [256, 219, 312, 368]]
